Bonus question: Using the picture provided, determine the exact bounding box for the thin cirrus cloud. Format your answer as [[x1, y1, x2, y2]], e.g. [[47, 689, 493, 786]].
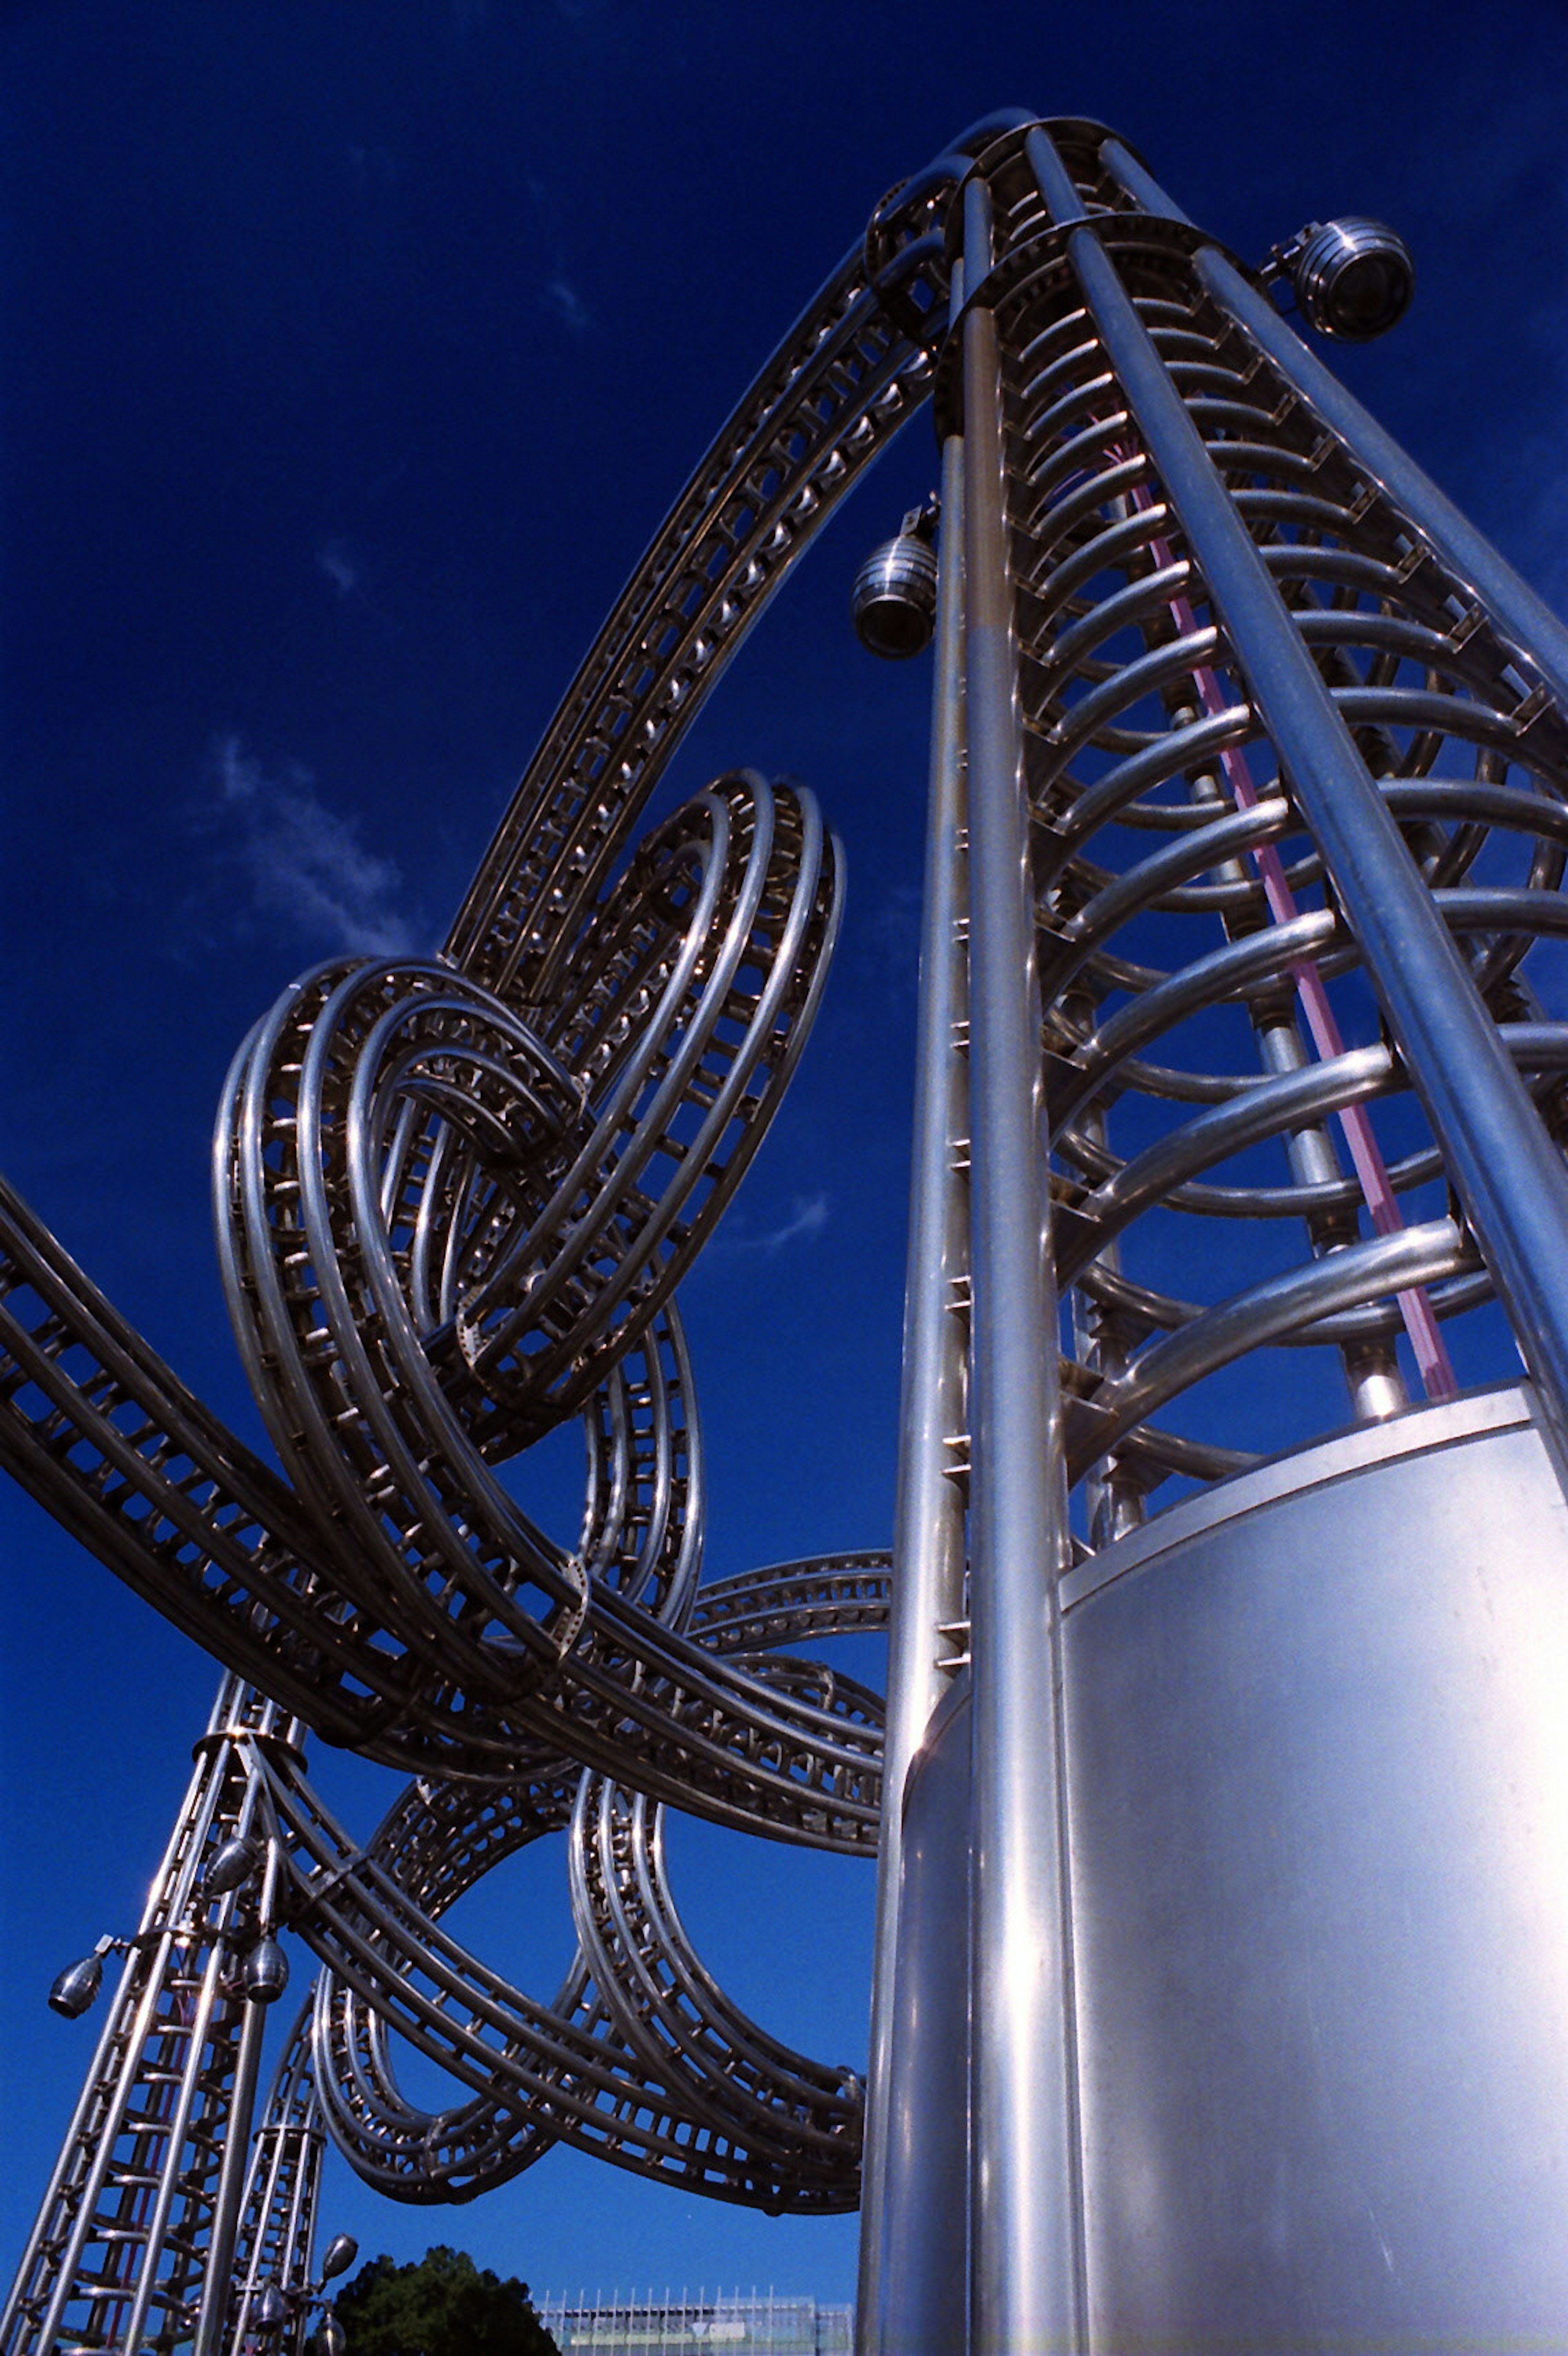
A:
[[543, 276, 592, 333], [316, 539, 360, 597], [733, 1192, 831, 1255], [211, 735, 416, 958]]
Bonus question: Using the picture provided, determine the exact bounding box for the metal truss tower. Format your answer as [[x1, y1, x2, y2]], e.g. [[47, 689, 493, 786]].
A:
[[8, 109, 1568, 2356], [0, 1682, 304, 2356], [860, 116, 1568, 2353]]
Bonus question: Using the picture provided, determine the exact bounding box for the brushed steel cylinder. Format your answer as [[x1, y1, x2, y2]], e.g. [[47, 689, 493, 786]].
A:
[[895, 1387, 1568, 2342]]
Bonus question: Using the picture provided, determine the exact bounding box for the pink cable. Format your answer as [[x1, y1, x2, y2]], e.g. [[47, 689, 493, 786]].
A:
[[1133, 494, 1456, 1398]]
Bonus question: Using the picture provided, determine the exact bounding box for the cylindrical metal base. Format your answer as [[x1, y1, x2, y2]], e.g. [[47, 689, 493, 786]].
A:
[[886, 1387, 1568, 2345]]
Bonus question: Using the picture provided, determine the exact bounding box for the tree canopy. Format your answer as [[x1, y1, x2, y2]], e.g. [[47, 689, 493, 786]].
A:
[[330, 2244, 559, 2356]]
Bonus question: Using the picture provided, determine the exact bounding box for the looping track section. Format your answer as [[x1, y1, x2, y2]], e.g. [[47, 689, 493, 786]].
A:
[[0, 114, 1021, 2347]]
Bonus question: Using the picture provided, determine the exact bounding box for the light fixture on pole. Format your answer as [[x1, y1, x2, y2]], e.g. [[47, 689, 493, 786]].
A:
[[1262, 216, 1414, 340], [852, 501, 940, 658]]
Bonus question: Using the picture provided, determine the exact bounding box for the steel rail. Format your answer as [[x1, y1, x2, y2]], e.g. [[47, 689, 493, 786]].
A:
[[258, 1738, 866, 2207], [444, 116, 1071, 1007], [301, 1560, 889, 2210], [1068, 1220, 1469, 1473], [0, 1682, 305, 2356], [227, 2009, 325, 2356], [1021, 117, 1568, 1458], [1094, 136, 1568, 721], [858, 417, 971, 2344], [958, 170, 1086, 2356], [14, 107, 1568, 2356], [1, 1179, 894, 1833], [444, 256, 927, 1001]]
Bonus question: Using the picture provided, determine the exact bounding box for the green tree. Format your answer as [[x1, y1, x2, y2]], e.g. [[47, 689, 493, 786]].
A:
[[330, 2244, 559, 2356]]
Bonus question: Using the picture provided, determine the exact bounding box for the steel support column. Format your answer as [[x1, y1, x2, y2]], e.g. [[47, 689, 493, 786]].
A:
[[16, 104, 1568, 2356], [959, 171, 1085, 2356], [856, 419, 972, 2354]]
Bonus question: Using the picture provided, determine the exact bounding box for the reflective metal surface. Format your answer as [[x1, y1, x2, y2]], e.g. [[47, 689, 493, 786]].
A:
[[851, 514, 940, 658], [1068, 1390, 1568, 2342], [2, 1683, 302, 2356], [9, 107, 1568, 2356], [1294, 216, 1415, 339], [45, 1956, 103, 2022], [1270, 216, 1416, 341], [856, 422, 970, 2342], [957, 180, 1082, 2356], [874, 1681, 970, 2356], [858, 113, 1568, 2354], [896, 1389, 1568, 2343]]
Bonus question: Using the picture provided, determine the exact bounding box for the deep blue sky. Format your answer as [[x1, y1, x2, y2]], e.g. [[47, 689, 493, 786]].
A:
[[4, 0, 1568, 2311]]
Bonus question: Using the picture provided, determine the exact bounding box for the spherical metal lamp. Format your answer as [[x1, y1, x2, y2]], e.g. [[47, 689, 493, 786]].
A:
[[205, 1833, 261, 1895], [242, 1936, 290, 2004], [1270, 217, 1414, 341], [48, 1953, 104, 2018], [852, 501, 940, 658]]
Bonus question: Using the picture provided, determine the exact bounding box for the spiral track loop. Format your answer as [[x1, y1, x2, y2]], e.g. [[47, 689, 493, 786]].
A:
[[258, 1568, 886, 2211], [22, 107, 1568, 2345]]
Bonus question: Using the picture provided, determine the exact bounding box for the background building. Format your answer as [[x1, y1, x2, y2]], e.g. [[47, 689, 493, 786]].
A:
[[536, 2289, 853, 2355]]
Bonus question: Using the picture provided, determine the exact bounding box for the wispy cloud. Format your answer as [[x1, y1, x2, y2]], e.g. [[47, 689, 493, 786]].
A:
[[869, 882, 920, 965], [732, 1192, 831, 1256], [543, 276, 592, 334], [316, 539, 360, 597], [209, 737, 415, 957]]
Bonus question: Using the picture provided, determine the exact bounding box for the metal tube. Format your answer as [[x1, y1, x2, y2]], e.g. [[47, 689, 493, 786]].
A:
[[1096, 136, 1193, 225], [1029, 124, 1568, 1467], [1095, 136, 1568, 734], [960, 185, 1085, 2356], [194, 1992, 271, 2356], [27, 1930, 187, 2356], [857, 425, 971, 2355], [1196, 240, 1568, 715], [1148, 563, 1452, 1399], [117, 1946, 230, 2355], [1082, 1218, 1465, 1454]]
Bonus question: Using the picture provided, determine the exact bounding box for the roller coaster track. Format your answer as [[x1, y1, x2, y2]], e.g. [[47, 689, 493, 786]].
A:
[[2, 113, 1035, 2353], [0, 109, 983, 1797], [19, 100, 1568, 2356]]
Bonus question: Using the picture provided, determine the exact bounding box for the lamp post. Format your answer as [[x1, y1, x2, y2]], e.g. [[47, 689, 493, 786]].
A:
[[240, 2233, 356, 2356]]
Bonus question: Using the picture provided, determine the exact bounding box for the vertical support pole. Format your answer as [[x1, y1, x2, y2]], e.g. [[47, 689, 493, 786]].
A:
[[1031, 120, 1568, 1475], [194, 1992, 270, 2356], [4, 1682, 302, 2356], [228, 2010, 327, 2356], [857, 421, 972, 2355], [960, 172, 1085, 2356]]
